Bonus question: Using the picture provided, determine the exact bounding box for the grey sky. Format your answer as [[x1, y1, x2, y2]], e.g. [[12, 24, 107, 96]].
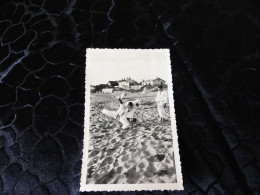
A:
[[86, 49, 171, 85]]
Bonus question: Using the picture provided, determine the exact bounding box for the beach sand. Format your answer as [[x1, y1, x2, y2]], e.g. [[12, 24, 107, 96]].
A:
[[86, 91, 177, 184]]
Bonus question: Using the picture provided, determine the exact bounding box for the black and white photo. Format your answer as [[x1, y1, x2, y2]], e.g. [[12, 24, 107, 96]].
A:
[[80, 49, 183, 191]]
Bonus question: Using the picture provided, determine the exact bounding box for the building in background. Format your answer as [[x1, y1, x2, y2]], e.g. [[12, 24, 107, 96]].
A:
[[102, 88, 114, 93], [118, 77, 138, 88], [93, 84, 109, 93], [107, 81, 118, 87], [92, 77, 166, 93], [142, 77, 166, 86]]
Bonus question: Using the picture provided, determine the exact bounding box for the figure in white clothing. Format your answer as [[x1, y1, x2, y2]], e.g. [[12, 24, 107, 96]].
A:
[[155, 85, 168, 122], [115, 92, 126, 100], [142, 87, 147, 94], [102, 95, 140, 129]]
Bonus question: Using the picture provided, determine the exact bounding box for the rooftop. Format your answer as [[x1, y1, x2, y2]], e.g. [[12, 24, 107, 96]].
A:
[[118, 77, 137, 83], [143, 77, 165, 82]]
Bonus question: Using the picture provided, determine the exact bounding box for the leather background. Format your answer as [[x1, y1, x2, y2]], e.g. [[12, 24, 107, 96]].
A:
[[0, 0, 259, 194]]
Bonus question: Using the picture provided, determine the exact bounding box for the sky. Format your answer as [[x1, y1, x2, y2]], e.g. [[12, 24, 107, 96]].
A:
[[86, 49, 172, 85]]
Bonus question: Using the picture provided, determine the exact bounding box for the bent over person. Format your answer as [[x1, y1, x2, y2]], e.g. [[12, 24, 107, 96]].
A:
[[102, 94, 139, 129], [155, 85, 168, 122], [116, 98, 136, 129]]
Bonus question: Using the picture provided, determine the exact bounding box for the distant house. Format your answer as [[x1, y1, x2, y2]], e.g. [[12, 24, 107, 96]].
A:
[[94, 84, 108, 92], [102, 88, 114, 93], [107, 81, 118, 87], [142, 77, 166, 86], [118, 77, 138, 88]]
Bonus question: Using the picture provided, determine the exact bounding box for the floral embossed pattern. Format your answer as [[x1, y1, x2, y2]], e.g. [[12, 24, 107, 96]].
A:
[[0, 0, 259, 194]]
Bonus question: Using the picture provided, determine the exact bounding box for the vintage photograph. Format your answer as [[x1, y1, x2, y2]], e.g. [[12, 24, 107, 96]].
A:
[[80, 49, 183, 191]]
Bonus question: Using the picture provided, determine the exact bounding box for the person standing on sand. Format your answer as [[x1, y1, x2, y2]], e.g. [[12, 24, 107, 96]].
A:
[[155, 85, 168, 122], [142, 87, 147, 95]]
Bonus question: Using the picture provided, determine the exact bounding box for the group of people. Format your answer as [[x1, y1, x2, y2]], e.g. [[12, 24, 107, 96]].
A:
[[102, 85, 168, 129]]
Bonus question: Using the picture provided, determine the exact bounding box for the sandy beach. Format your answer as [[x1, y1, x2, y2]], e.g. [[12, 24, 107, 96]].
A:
[[86, 91, 177, 184]]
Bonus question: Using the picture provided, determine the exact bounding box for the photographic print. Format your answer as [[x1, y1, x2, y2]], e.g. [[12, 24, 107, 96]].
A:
[[80, 49, 183, 191]]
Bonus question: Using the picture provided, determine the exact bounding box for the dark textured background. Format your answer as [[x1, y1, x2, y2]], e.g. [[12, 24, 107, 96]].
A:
[[0, 0, 259, 194]]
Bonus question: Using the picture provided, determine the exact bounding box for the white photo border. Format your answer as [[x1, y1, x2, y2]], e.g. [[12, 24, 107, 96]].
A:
[[80, 48, 183, 192]]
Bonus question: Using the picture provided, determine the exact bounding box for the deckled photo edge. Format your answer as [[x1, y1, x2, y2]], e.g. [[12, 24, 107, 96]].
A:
[[80, 48, 183, 192]]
